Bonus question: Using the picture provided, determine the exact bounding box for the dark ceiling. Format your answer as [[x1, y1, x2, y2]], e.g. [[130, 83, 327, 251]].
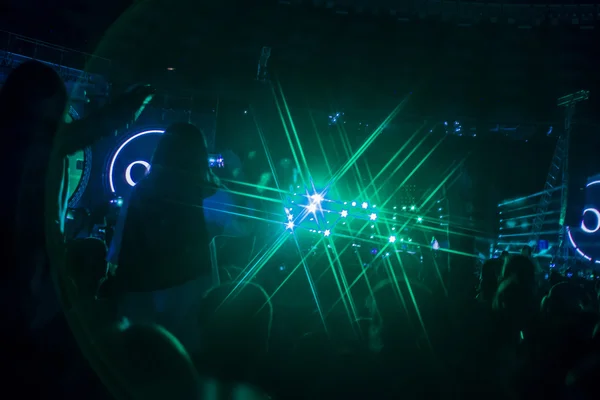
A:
[[0, 0, 130, 50], [1, 1, 599, 122], [1, 1, 594, 51]]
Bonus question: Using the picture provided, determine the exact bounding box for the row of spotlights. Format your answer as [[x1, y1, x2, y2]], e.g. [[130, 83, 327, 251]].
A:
[[287, 224, 408, 245]]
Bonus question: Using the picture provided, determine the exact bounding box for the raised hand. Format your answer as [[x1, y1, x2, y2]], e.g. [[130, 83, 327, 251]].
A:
[[58, 84, 156, 156]]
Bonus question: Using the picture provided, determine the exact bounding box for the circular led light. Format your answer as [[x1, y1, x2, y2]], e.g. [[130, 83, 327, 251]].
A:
[[125, 160, 151, 187], [581, 208, 600, 233], [108, 129, 164, 193], [568, 179, 600, 263]]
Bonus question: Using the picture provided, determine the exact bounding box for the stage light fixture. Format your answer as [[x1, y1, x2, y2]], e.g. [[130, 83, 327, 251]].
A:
[[370, 213, 377, 221], [310, 194, 323, 204], [108, 129, 165, 193], [341, 210, 348, 217], [581, 208, 600, 233], [125, 160, 151, 187], [565, 180, 600, 263], [324, 230, 331, 237], [362, 202, 368, 209], [286, 221, 294, 230], [567, 226, 600, 264], [389, 236, 396, 243]]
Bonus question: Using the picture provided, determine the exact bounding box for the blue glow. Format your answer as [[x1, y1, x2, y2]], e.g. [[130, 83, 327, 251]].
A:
[[567, 226, 599, 263], [125, 160, 150, 187], [310, 194, 323, 204], [581, 208, 600, 233], [586, 180, 600, 187], [109, 129, 165, 193], [567, 180, 600, 262]]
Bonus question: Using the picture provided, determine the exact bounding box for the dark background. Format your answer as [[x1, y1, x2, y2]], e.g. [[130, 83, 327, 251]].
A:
[[2, 1, 599, 118], [2, 0, 599, 234]]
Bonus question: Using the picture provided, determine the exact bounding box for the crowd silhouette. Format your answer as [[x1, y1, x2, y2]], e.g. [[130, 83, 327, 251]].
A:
[[2, 61, 600, 400]]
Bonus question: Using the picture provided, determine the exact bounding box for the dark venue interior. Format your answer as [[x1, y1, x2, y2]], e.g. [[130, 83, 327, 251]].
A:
[[1, 1, 600, 399]]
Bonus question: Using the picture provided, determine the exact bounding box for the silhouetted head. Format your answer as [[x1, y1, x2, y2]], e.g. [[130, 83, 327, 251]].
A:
[[151, 123, 209, 173], [0, 61, 67, 145], [521, 245, 533, 258], [479, 259, 502, 301], [198, 282, 272, 356], [366, 279, 434, 355], [194, 282, 272, 384], [541, 282, 584, 318], [1, 61, 67, 202], [501, 255, 535, 286], [98, 323, 200, 400], [65, 238, 108, 299], [494, 255, 538, 316]]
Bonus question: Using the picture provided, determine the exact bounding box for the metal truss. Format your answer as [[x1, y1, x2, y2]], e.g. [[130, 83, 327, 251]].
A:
[[257, 46, 271, 83], [530, 90, 589, 267]]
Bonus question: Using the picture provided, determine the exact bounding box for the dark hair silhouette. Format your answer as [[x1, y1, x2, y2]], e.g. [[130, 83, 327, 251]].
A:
[[0, 61, 67, 302], [0, 61, 66, 127], [65, 238, 108, 299], [478, 259, 502, 302], [98, 323, 200, 400], [195, 282, 273, 384], [521, 245, 533, 257], [366, 278, 434, 354], [501, 254, 535, 286], [152, 122, 209, 172], [198, 281, 273, 353], [494, 255, 538, 320]]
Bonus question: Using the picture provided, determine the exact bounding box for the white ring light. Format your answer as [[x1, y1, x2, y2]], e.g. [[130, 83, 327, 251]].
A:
[[125, 161, 151, 187], [586, 180, 600, 188], [568, 180, 600, 263], [108, 129, 164, 193], [581, 208, 600, 233]]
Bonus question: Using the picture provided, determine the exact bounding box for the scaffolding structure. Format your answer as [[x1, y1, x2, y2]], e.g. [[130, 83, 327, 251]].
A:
[[256, 46, 271, 83], [0, 30, 111, 104], [530, 90, 589, 267]]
